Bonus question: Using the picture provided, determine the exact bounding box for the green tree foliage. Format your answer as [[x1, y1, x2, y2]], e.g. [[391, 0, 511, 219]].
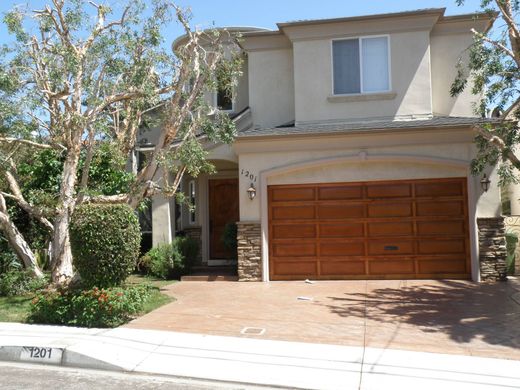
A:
[[0, 145, 134, 269], [0, 0, 242, 284], [452, 0, 520, 185], [70, 204, 141, 288]]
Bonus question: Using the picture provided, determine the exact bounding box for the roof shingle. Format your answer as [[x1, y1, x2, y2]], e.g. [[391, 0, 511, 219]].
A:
[[237, 116, 498, 139]]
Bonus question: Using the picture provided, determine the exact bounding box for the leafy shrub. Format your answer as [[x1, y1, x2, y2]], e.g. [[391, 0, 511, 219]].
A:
[[140, 237, 199, 279], [176, 236, 199, 275], [143, 244, 177, 279], [29, 284, 153, 328], [0, 245, 20, 274], [0, 269, 48, 297], [70, 204, 141, 288]]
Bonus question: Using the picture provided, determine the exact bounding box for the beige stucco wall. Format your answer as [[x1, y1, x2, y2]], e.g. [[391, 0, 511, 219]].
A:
[[235, 128, 501, 222], [292, 30, 433, 123], [430, 29, 477, 117], [248, 48, 295, 128], [267, 161, 465, 186]]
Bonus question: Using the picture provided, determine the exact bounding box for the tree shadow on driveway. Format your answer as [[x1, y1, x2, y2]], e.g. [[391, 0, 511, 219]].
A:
[[323, 280, 520, 350]]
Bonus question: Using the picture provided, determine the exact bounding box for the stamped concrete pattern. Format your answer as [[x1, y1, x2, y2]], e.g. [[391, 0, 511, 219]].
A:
[[126, 278, 520, 360]]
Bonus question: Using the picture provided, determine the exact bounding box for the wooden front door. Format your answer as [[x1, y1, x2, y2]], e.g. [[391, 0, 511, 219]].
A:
[[268, 177, 471, 280], [209, 178, 239, 259]]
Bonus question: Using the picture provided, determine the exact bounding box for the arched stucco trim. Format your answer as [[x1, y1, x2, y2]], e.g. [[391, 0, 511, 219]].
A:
[[256, 152, 478, 282], [206, 143, 239, 164]]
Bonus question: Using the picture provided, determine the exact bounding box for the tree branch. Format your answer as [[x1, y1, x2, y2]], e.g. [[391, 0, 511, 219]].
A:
[[77, 128, 96, 203], [82, 193, 129, 204], [3, 166, 54, 232], [474, 124, 520, 170], [0, 137, 52, 149], [494, 0, 520, 68], [82, 4, 130, 52], [471, 27, 518, 64]]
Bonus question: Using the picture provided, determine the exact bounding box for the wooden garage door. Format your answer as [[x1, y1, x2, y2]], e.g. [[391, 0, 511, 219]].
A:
[[268, 178, 470, 280]]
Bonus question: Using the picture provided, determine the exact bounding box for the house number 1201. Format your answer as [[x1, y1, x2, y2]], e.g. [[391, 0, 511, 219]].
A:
[[20, 346, 63, 364], [241, 169, 257, 182]]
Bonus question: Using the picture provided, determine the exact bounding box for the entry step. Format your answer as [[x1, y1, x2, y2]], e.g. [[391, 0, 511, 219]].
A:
[[181, 275, 239, 281], [181, 266, 238, 282]]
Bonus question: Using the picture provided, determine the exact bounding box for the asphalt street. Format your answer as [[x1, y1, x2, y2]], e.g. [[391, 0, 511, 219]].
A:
[[0, 362, 274, 390]]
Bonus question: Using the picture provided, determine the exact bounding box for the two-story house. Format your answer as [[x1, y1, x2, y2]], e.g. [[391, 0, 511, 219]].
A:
[[142, 8, 504, 283]]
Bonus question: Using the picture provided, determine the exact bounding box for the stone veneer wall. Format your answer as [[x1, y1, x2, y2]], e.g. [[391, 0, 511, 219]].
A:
[[182, 227, 203, 265], [237, 222, 262, 281], [478, 217, 507, 281]]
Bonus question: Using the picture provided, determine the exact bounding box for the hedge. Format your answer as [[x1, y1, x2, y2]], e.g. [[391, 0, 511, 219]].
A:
[[70, 204, 141, 288]]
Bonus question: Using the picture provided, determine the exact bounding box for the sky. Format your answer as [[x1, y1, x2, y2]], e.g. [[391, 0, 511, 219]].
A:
[[0, 0, 485, 48]]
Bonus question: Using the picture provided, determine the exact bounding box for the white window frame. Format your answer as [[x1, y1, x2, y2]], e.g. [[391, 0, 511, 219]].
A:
[[331, 34, 392, 96], [188, 180, 196, 225]]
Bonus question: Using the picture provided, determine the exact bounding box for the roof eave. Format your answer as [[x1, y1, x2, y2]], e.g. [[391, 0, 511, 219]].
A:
[[235, 122, 486, 141]]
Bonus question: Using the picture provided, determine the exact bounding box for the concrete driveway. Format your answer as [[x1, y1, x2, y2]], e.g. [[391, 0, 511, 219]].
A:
[[126, 278, 520, 360]]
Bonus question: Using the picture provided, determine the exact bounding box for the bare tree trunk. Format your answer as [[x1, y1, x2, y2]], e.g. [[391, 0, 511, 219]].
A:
[[51, 152, 80, 285], [0, 195, 43, 278]]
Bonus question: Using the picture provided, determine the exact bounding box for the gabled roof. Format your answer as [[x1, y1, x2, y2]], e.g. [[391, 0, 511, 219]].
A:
[[237, 116, 499, 139]]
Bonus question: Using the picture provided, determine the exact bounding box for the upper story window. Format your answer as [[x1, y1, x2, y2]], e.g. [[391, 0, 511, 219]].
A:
[[332, 36, 390, 95], [216, 86, 233, 111], [213, 62, 235, 112]]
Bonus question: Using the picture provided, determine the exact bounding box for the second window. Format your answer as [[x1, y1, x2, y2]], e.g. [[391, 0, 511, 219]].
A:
[[332, 36, 390, 95]]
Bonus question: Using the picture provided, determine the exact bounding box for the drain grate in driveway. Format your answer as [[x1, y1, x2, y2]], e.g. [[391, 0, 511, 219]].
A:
[[240, 327, 266, 336]]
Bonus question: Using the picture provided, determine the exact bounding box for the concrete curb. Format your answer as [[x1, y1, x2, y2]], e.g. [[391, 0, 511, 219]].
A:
[[0, 345, 124, 371], [2, 323, 520, 390]]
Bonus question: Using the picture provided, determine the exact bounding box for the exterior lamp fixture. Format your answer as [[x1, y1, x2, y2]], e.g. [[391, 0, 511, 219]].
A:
[[480, 174, 491, 192], [247, 183, 257, 200]]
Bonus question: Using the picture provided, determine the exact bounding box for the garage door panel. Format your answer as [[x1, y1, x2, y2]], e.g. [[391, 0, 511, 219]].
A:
[[272, 224, 316, 239], [271, 187, 315, 201], [416, 201, 464, 216], [417, 220, 465, 236], [368, 222, 413, 237], [368, 202, 412, 217], [273, 243, 316, 257], [368, 259, 415, 275], [418, 258, 467, 274], [367, 183, 411, 198], [417, 240, 465, 254], [321, 261, 366, 275], [320, 223, 364, 237], [415, 181, 464, 197], [368, 241, 414, 255], [320, 242, 365, 256], [268, 178, 470, 280], [318, 204, 365, 219], [274, 261, 317, 276], [318, 186, 363, 200], [272, 206, 315, 220]]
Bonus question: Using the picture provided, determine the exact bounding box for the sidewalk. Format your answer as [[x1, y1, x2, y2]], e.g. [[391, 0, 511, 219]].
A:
[[1, 323, 520, 389]]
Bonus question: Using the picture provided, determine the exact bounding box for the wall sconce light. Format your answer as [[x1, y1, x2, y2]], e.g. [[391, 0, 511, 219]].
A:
[[480, 174, 491, 192], [247, 183, 257, 200]]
